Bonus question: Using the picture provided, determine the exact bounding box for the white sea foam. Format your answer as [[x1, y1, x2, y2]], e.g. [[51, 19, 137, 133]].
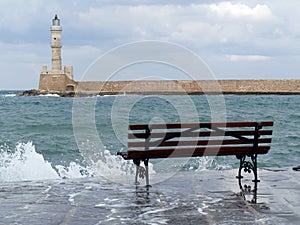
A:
[[40, 93, 60, 97], [55, 162, 93, 179], [4, 94, 16, 97], [0, 141, 229, 184], [0, 142, 59, 182], [77, 139, 156, 185], [0, 142, 98, 182], [0, 141, 155, 183], [87, 149, 156, 185], [197, 207, 208, 215]]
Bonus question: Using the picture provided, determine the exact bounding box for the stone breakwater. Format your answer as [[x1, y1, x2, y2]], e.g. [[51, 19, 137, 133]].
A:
[[21, 79, 300, 97]]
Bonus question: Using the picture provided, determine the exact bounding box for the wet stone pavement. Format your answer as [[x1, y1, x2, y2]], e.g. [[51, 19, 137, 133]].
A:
[[0, 168, 299, 225]]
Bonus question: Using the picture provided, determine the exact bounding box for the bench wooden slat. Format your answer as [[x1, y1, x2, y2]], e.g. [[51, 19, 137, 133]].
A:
[[129, 121, 274, 130], [128, 138, 273, 148], [124, 146, 270, 159], [128, 130, 273, 139]]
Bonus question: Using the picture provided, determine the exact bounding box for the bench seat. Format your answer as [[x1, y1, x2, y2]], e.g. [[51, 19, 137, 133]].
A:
[[120, 146, 270, 159]]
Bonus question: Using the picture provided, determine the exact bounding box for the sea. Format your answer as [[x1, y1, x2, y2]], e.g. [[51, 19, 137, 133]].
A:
[[0, 91, 299, 224]]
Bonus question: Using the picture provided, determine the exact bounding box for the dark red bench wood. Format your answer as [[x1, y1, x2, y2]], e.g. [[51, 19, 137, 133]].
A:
[[117, 121, 273, 188]]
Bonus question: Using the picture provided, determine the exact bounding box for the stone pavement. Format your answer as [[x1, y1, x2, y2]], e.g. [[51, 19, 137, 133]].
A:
[[0, 168, 299, 224]]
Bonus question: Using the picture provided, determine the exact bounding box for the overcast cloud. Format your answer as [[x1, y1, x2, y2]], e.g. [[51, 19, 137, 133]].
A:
[[0, 0, 299, 89]]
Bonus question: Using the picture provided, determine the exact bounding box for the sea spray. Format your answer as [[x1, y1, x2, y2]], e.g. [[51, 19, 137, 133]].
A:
[[84, 149, 156, 185], [0, 142, 59, 182], [0, 142, 98, 182], [194, 156, 232, 171], [77, 138, 156, 185], [0, 141, 155, 183], [55, 162, 93, 179]]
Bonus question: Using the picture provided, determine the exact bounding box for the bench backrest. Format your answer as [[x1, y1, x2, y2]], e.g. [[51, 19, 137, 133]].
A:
[[126, 121, 273, 160]]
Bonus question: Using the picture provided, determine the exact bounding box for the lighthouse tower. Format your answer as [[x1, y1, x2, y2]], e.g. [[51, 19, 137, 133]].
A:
[[39, 15, 75, 93], [51, 14, 62, 70]]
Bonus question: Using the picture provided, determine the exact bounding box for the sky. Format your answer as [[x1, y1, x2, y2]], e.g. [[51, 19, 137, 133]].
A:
[[0, 0, 300, 89]]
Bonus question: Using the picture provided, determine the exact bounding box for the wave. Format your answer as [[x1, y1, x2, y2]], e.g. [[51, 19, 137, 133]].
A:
[[0, 141, 233, 184], [40, 93, 60, 97], [0, 142, 59, 182], [0, 142, 98, 182], [0, 142, 144, 183], [4, 94, 17, 97]]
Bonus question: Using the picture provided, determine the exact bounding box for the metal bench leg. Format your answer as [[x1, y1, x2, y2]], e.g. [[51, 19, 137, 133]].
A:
[[133, 159, 141, 185], [135, 166, 139, 185], [144, 158, 151, 187], [236, 154, 260, 192], [133, 159, 149, 186]]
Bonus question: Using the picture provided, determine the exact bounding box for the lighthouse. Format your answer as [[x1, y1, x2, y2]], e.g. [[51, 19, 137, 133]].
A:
[[39, 15, 75, 93], [51, 14, 62, 71]]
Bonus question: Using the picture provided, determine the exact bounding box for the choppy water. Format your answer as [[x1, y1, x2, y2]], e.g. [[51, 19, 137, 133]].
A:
[[0, 91, 299, 183]]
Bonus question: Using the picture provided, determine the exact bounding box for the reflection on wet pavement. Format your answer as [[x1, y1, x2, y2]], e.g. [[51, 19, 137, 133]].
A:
[[0, 168, 299, 224]]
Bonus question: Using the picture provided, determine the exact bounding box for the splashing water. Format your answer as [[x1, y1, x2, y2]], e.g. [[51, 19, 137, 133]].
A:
[[0, 142, 101, 182], [0, 142, 59, 182], [0, 141, 222, 184], [77, 139, 156, 185], [0, 141, 153, 183], [55, 162, 93, 179]]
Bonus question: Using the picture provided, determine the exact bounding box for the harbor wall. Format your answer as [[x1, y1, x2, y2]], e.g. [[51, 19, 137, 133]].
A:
[[74, 79, 300, 95], [39, 78, 300, 95]]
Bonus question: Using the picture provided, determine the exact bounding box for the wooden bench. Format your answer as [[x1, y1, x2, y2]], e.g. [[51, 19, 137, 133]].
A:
[[117, 121, 273, 189]]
